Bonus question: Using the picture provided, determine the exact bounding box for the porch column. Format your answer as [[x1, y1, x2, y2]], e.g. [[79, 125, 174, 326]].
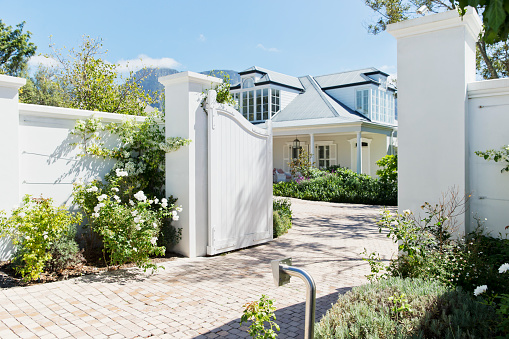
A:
[[309, 133, 315, 166], [356, 131, 362, 174]]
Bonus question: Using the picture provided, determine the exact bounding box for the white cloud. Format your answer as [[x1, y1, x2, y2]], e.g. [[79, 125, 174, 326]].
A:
[[116, 54, 180, 72], [28, 55, 59, 68], [199, 34, 206, 42], [256, 44, 280, 53]]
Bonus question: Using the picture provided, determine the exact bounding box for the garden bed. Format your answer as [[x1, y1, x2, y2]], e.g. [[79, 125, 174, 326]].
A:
[[0, 253, 182, 288]]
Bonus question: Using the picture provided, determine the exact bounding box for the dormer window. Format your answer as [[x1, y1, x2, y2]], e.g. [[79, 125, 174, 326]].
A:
[[242, 78, 254, 89]]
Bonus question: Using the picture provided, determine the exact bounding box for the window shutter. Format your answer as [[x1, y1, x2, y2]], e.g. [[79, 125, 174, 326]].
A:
[[283, 145, 290, 172], [330, 144, 337, 166]]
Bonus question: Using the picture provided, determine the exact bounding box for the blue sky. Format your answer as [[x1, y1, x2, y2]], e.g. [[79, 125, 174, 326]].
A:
[[1, 0, 397, 78]]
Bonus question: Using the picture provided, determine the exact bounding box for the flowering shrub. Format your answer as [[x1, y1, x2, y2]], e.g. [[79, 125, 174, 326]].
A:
[[71, 112, 190, 199], [241, 295, 279, 339], [0, 195, 82, 281], [73, 172, 182, 270]]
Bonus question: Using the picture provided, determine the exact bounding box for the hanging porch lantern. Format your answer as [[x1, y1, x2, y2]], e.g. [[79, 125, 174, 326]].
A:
[[292, 136, 301, 160]]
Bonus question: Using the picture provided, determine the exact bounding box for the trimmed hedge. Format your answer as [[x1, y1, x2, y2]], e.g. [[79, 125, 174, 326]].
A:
[[315, 277, 497, 338], [273, 168, 396, 206], [273, 198, 292, 238]]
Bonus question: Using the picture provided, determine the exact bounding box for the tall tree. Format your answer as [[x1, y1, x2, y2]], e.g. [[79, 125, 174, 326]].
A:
[[364, 0, 508, 79], [0, 20, 36, 76], [19, 65, 69, 106]]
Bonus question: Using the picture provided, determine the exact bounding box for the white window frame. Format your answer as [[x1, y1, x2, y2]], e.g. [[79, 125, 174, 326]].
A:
[[314, 141, 337, 169]]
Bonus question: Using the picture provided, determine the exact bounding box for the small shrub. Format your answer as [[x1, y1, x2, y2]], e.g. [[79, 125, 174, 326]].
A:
[[273, 198, 292, 238], [376, 154, 397, 183], [314, 277, 497, 338], [0, 195, 82, 281], [241, 295, 279, 338], [45, 224, 84, 273]]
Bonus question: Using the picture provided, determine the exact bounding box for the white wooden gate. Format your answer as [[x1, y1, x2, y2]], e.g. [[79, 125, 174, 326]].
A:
[[206, 91, 273, 255]]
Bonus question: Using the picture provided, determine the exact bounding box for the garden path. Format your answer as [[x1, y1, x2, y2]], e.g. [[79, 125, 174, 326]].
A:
[[0, 198, 397, 338]]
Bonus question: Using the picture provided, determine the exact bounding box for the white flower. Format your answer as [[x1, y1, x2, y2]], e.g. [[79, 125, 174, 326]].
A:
[[161, 202, 168, 208], [148, 200, 153, 204], [154, 198, 159, 204], [115, 168, 128, 177], [129, 200, 135, 206], [86, 186, 99, 193], [150, 237, 158, 245], [153, 222, 158, 228], [25, 235, 30, 240], [403, 209, 411, 215], [43, 234, 48, 240], [131, 210, 138, 217], [114, 195, 121, 202], [133, 247, 137, 252], [18, 212, 26, 218], [474, 285, 487, 296], [134, 216, 143, 224], [97, 194, 108, 202], [134, 191, 147, 202], [111, 187, 119, 192], [161, 198, 168, 204], [94, 205, 100, 213], [172, 213, 179, 221], [176, 206, 183, 212], [135, 224, 141, 231], [499, 263, 509, 274], [92, 212, 100, 218]]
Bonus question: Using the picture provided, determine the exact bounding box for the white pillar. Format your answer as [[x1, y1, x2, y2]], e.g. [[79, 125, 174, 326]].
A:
[[388, 9, 482, 234], [309, 133, 315, 166], [0, 75, 25, 260], [356, 131, 362, 174], [159, 72, 222, 258]]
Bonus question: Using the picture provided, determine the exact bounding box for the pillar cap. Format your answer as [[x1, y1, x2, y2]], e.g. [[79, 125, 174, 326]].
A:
[[387, 7, 482, 41], [158, 71, 222, 87], [0, 74, 26, 89]]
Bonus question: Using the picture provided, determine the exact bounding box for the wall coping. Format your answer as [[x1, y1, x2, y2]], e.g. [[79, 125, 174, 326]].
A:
[[19, 103, 146, 123], [387, 7, 482, 40], [468, 78, 509, 98], [0, 74, 26, 89], [158, 71, 222, 87]]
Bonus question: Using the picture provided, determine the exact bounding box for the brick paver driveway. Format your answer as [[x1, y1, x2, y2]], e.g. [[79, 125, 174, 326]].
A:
[[0, 198, 396, 338]]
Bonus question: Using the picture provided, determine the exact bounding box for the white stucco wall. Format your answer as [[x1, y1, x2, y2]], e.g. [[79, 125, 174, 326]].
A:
[[467, 79, 509, 235]]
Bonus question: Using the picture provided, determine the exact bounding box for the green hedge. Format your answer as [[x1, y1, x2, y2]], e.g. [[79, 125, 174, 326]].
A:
[[315, 277, 497, 338], [273, 168, 396, 206], [273, 198, 292, 238]]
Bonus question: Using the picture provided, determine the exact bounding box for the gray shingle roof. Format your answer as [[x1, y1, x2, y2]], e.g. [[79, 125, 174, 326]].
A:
[[314, 67, 382, 89], [271, 76, 369, 123], [241, 66, 304, 91]]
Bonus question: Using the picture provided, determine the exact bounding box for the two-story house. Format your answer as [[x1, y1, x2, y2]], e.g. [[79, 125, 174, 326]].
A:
[[230, 66, 397, 177]]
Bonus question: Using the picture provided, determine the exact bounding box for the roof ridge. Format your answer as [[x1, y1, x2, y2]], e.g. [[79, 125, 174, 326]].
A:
[[314, 67, 378, 79], [307, 76, 339, 118]]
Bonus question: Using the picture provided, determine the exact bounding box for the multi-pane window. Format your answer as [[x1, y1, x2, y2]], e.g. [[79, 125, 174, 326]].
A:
[[369, 89, 395, 124], [271, 89, 280, 115], [317, 145, 330, 169], [235, 87, 280, 122], [356, 89, 369, 116]]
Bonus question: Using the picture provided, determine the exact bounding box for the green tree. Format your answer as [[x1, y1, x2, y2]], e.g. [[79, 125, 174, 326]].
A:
[[19, 65, 69, 107], [0, 20, 36, 76], [364, 0, 508, 79], [50, 36, 158, 115]]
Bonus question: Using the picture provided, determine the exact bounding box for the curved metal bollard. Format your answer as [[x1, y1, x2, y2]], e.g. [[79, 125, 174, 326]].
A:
[[271, 258, 316, 339]]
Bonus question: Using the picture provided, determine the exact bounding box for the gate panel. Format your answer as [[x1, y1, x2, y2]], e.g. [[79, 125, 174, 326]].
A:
[[207, 91, 273, 255]]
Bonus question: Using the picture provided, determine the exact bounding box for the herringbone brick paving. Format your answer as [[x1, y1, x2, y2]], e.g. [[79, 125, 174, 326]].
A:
[[0, 198, 396, 338]]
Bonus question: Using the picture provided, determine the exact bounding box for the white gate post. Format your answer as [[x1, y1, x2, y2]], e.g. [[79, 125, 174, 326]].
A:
[[387, 9, 482, 235], [0, 75, 25, 260], [159, 72, 221, 258]]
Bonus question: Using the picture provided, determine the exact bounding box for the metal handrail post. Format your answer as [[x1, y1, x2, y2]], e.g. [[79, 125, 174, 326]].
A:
[[280, 264, 316, 339]]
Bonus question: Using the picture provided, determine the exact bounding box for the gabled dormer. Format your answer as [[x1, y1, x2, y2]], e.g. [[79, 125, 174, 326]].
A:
[[230, 66, 303, 123]]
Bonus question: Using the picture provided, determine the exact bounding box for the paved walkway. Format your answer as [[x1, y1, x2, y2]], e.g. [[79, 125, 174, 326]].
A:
[[0, 199, 396, 339]]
